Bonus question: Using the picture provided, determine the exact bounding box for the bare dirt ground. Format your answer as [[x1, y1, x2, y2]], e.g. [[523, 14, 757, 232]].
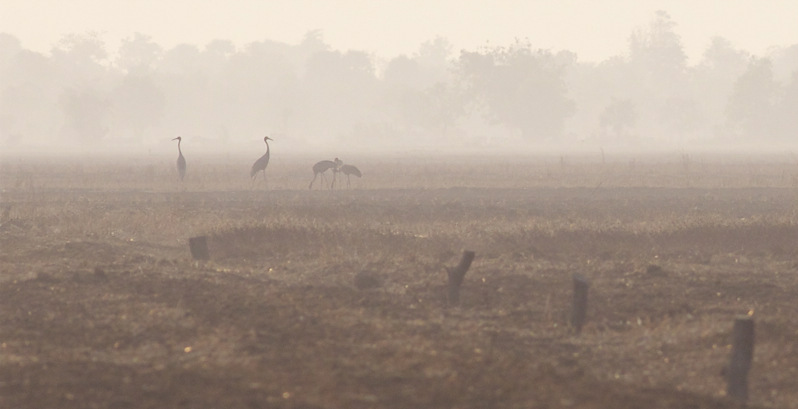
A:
[[1, 152, 797, 408]]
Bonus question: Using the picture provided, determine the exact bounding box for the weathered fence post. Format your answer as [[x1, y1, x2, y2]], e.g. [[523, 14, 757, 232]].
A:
[[446, 250, 475, 306], [188, 236, 210, 260], [726, 316, 755, 402], [571, 274, 589, 334]]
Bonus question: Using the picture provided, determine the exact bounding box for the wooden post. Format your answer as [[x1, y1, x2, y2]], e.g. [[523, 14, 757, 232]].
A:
[[571, 274, 589, 334], [726, 316, 755, 402], [446, 250, 475, 305], [188, 236, 210, 260]]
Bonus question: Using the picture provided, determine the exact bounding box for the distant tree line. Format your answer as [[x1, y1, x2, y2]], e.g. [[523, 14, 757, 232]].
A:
[[1, 11, 797, 151]]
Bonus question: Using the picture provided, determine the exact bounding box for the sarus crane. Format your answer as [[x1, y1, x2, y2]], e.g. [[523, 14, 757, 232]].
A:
[[308, 158, 341, 190], [339, 164, 361, 188], [172, 136, 186, 181], [250, 136, 273, 180]]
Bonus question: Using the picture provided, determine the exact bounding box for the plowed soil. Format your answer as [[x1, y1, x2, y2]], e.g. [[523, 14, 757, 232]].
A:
[[1, 153, 797, 408]]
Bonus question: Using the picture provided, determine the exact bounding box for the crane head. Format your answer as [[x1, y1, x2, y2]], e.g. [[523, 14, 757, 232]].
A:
[[264, 136, 273, 142], [172, 136, 181, 141]]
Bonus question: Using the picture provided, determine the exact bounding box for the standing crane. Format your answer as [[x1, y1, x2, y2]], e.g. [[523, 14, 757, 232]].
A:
[[339, 164, 362, 188], [250, 136, 273, 180], [172, 136, 186, 181], [308, 158, 341, 190]]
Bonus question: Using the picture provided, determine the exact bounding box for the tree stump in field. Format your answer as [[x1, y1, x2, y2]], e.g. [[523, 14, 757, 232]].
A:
[[188, 236, 210, 260], [571, 274, 589, 334], [446, 250, 475, 306], [726, 316, 755, 402]]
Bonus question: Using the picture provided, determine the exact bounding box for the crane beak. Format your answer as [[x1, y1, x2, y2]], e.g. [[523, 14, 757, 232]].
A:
[[172, 137, 180, 141]]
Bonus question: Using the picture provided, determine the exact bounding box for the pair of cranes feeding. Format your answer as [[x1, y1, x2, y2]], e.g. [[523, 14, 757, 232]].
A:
[[172, 136, 361, 189], [308, 158, 361, 190]]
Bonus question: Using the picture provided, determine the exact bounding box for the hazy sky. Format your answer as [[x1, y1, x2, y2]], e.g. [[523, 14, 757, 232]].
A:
[[1, 0, 797, 63]]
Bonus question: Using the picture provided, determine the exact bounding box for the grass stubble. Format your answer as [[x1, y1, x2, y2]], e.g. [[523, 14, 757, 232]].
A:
[[1, 152, 798, 408]]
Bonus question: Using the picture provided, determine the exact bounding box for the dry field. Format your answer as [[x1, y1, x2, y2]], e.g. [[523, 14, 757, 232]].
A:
[[1, 152, 798, 408]]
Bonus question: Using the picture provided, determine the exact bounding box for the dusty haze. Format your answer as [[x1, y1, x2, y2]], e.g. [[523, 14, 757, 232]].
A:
[[4, 3, 798, 408], [0, 2, 797, 156]]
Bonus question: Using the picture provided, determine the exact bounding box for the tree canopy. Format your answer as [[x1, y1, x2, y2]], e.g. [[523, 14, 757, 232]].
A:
[[1, 12, 797, 152]]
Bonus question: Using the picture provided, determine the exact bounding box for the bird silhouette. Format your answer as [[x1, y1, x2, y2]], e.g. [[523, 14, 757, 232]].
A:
[[330, 157, 343, 190], [250, 136, 273, 180], [172, 136, 186, 181], [308, 158, 340, 190], [339, 164, 361, 188]]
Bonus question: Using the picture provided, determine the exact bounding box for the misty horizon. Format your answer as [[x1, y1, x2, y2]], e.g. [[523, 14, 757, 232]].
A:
[[1, 9, 797, 156]]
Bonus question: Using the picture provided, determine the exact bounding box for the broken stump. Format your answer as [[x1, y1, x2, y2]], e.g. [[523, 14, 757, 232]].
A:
[[571, 274, 589, 334], [188, 236, 210, 260], [726, 316, 755, 402], [446, 250, 475, 305]]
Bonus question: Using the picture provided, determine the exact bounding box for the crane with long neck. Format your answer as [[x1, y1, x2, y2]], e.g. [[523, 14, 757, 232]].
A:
[[309, 159, 335, 190], [309, 157, 342, 190], [250, 136, 273, 179], [172, 136, 186, 181]]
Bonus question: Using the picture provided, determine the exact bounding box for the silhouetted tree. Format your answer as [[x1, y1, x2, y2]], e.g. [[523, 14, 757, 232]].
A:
[[416, 36, 454, 86], [701, 37, 750, 75], [658, 96, 705, 140], [2, 21, 798, 151], [59, 87, 110, 141], [629, 10, 687, 89], [770, 44, 798, 81], [50, 33, 113, 142], [109, 75, 164, 139], [106, 34, 166, 140], [379, 39, 463, 141], [725, 58, 778, 139], [775, 70, 798, 139], [301, 48, 378, 137], [384, 55, 423, 88], [50, 32, 110, 85], [599, 98, 637, 140], [693, 37, 750, 138], [159, 44, 202, 75], [626, 11, 700, 142], [0, 34, 23, 143], [223, 39, 299, 136], [116, 33, 162, 74], [0, 33, 22, 77], [456, 39, 575, 140], [1, 42, 61, 144]]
